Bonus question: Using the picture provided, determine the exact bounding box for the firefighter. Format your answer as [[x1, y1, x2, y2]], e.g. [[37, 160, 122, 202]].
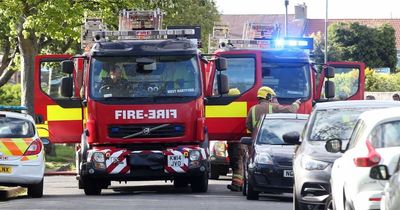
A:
[[246, 86, 301, 133], [226, 87, 246, 192], [99, 65, 130, 96]]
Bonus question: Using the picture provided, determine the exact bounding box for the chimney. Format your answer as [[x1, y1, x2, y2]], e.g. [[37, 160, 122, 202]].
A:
[[295, 3, 307, 19]]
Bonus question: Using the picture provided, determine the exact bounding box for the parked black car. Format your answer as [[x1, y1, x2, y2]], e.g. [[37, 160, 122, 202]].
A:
[[288, 100, 400, 210], [241, 113, 309, 200]]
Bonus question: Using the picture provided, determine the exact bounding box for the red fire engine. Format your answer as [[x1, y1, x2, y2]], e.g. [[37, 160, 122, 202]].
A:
[[33, 10, 228, 195], [205, 37, 365, 178]]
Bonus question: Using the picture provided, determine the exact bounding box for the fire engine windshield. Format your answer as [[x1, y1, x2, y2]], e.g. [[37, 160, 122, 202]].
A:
[[90, 55, 201, 100], [261, 63, 311, 99]]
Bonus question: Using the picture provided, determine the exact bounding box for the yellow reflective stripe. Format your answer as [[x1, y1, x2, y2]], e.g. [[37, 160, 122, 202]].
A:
[[0, 141, 12, 156], [251, 108, 256, 128], [36, 123, 49, 138], [47, 105, 82, 121], [206, 102, 247, 118], [269, 104, 273, 114]]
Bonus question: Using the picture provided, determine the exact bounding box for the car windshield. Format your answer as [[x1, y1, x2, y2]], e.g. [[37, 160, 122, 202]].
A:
[[257, 119, 307, 145], [0, 117, 35, 138], [90, 55, 201, 99], [309, 108, 371, 141], [262, 63, 310, 99]]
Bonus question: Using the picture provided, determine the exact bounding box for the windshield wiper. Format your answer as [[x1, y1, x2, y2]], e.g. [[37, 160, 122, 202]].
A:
[[122, 124, 170, 139]]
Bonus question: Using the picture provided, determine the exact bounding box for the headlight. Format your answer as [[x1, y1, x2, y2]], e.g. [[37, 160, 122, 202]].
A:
[[190, 150, 201, 161], [214, 142, 226, 152], [301, 155, 329, 170], [93, 152, 105, 162], [255, 153, 273, 164]]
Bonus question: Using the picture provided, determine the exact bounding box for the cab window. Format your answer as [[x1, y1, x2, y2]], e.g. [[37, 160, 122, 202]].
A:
[[40, 61, 77, 99], [320, 67, 360, 100], [212, 57, 255, 96]]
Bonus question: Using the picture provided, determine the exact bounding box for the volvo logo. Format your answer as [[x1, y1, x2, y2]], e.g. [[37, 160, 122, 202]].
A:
[[142, 127, 151, 135]]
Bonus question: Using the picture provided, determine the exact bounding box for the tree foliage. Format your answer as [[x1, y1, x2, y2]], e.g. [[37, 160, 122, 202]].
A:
[[365, 68, 400, 91], [0, 0, 220, 113], [0, 84, 21, 106], [326, 22, 397, 71]]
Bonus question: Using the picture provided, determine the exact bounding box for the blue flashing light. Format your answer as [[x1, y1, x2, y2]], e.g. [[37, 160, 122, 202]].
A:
[[0, 106, 27, 112], [276, 37, 314, 50]]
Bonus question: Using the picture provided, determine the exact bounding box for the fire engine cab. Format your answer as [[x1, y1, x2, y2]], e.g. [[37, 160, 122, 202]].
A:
[[205, 35, 365, 178], [33, 9, 228, 195]]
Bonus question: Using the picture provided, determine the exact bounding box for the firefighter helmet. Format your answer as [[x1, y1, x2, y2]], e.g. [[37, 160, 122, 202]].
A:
[[257, 86, 276, 99], [228, 88, 240, 96]]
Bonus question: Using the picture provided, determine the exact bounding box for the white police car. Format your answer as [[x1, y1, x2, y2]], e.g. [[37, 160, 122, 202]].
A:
[[0, 106, 45, 198]]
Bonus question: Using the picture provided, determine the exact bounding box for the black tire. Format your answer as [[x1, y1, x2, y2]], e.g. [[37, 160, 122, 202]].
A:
[[174, 178, 189, 188], [28, 178, 44, 198], [191, 171, 208, 193], [242, 165, 248, 196], [82, 178, 102, 195], [210, 164, 220, 180], [246, 180, 259, 200]]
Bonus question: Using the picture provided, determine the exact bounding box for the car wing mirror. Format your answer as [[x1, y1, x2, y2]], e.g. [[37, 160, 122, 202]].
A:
[[282, 131, 300, 145], [240, 137, 253, 146], [325, 139, 344, 153], [370, 165, 390, 180]]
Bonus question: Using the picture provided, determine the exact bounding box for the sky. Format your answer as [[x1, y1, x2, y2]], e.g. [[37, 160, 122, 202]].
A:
[[214, 0, 400, 19]]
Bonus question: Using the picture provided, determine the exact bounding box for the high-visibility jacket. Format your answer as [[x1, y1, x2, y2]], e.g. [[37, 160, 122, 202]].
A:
[[246, 100, 300, 133]]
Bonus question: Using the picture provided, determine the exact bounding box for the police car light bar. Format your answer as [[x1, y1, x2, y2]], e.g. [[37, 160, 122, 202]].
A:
[[92, 29, 195, 41], [0, 106, 27, 112], [220, 37, 313, 50]]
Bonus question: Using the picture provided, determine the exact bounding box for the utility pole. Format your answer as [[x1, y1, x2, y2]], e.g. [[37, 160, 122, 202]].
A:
[[324, 0, 328, 63], [285, 0, 289, 37]]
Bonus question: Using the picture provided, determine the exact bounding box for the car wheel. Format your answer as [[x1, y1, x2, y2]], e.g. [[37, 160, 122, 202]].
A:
[[28, 178, 44, 198], [246, 179, 259, 200], [174, 178, 189, 188], [191, 171, 208, 193], [210, 164, 220, 180], [82, 178, 102, 195]]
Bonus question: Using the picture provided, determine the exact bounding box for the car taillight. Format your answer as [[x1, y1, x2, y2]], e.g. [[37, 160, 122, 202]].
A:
[[353, 140, 381, 167], [23, 139, 43, 156]]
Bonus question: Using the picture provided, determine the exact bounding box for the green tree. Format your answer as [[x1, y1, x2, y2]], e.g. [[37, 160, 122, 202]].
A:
[[0, 0, 220, 114], [328, 22, 397, 71]]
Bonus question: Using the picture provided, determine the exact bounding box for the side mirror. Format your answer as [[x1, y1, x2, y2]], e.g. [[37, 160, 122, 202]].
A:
[[240, 137, 253, 145], [40, 138, 51, 145], [325, 80, 335, 99], [325, 139, 343, 153], [370, 165, 390, 180], [60, 77, 73, 98], [325, 66, 335, 78], [215, 57, 227, 71], [282, 131, 301, 145], [61, 60, 74, 74], [217, 74, 229, 95]]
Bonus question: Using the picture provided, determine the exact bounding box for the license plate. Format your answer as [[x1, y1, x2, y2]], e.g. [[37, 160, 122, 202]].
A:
[[0, 166, 12, 174], [168, 155, 185, 167], [283, 170, 293, 177]]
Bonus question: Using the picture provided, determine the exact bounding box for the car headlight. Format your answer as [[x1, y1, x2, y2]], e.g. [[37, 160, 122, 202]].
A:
[[255, 153, 273, 164], [190, 150, 201, 161], [92, 152, 105, 163], [301, 155, 329, 170]]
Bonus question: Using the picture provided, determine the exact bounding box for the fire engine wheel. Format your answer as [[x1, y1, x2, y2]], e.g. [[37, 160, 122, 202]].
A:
[[82, 178, 102, 195], [190, 171, 208, 193], [28, 178, 44, 198]]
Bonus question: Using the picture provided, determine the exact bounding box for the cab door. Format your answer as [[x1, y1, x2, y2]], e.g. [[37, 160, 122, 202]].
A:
[[316, 61, 365, 101], [34, 55, 83, 143]]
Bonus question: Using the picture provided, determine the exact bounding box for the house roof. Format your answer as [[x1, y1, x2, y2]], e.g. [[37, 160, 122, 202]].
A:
[[220, 14, 307, 38], [304, 19, 400, 49], [220, 15, 400, 49]]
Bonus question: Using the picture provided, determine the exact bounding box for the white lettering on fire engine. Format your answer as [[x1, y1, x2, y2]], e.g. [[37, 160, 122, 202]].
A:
[[115, 109, 177, 120]]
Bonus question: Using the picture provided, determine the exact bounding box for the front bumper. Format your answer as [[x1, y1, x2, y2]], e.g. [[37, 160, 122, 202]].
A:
[[294, 165, 332, 206], [248, 164, 293, 193], [79, 146, 208, 181]]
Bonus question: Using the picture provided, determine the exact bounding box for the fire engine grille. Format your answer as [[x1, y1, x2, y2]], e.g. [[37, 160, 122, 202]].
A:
[[108, 124, 185, 138]]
